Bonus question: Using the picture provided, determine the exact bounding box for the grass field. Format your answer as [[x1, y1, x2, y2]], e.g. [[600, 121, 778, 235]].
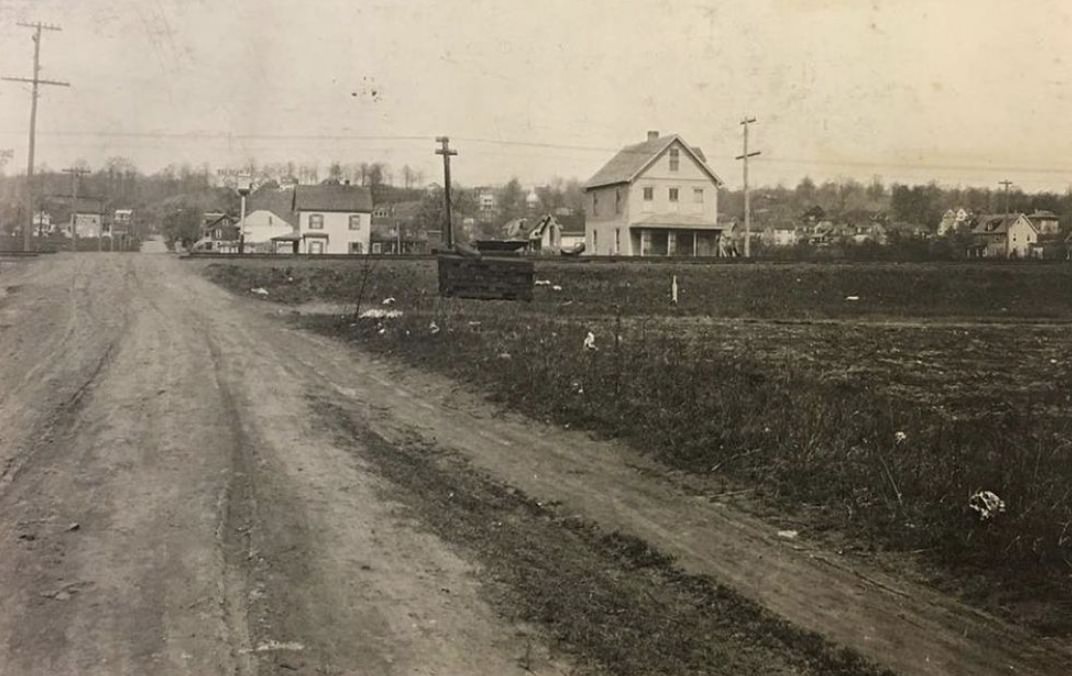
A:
[[202, 257, 1072, 635]]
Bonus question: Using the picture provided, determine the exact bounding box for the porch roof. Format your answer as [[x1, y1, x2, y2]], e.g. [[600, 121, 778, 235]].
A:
[[631, 215, 722, 231]]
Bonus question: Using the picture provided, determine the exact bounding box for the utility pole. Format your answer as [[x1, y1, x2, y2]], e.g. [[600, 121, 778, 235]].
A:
[[62, 166, 90, 252], [735, 117, 761, 258], [2, 22, 68, 252], [435, 136, 457, 250], [999, 180, 1014, 214]]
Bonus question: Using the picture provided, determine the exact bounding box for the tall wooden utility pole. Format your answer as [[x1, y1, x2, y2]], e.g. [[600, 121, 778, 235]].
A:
[[63, 166, 90, 252], [999, 180, 1014, 214], [435, 136, 457, 250], [736, 117, 761, 258], [2, 22, 68, 252]]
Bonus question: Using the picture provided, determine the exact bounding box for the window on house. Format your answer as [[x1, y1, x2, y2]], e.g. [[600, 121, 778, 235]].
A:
[[669, 188, 679, 202], [349, 214, 361, 230], [372, 242, 382, 254], [669, 148, 680, 171], [615, 228, 621, 253], [643, 187, 654, 201], [309, 214, 324, 229], [615, 189, 621, 214], [268, 216, 273, 225], [694, 188, 704, 203], [593, 230, 598, 252], [349, 242, 364, 254], [592, 193, 598, 216]]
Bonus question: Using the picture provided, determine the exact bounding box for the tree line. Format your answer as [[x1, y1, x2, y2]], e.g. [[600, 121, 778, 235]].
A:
[[721, 176, 1072, 233]]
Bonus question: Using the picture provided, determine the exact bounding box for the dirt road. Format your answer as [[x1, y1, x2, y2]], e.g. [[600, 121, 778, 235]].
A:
[[0, 252, 1069, 675]]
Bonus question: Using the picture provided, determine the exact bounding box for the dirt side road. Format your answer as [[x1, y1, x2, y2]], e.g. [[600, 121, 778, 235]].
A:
[[1, 253, 1069, 675]]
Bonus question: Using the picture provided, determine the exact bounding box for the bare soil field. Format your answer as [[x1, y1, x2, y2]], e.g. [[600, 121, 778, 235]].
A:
[[202, 257, 1072, 640]]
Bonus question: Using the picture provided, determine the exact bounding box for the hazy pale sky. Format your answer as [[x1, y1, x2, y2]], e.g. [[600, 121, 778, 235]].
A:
[[0, 0, 1069, 191]]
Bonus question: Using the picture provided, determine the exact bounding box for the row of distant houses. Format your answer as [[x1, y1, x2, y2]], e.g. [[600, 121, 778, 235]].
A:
[[190, 130, 1067, 259], [27, 199, 134, 240]]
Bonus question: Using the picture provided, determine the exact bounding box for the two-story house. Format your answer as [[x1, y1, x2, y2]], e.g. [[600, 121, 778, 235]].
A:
[[968, 213, 1038, 258], [293, 183, 373, 254], [583, 131, 724, 256]]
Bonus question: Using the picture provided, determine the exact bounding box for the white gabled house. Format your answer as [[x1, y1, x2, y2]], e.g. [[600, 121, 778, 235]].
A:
[[967, 213, 1038, 258], [583, 131, 725, 256], [293, 183, 373, 254]]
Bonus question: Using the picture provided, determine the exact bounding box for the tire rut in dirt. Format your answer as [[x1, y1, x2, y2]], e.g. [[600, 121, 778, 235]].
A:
[[311, 396, 893, 676], [0, 336, 121, 495], [204, 331, 259, 675]]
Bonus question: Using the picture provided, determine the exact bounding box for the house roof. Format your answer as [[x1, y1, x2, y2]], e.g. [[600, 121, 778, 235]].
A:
[[1029, 210, 1058, 219], [293, 184, 373, 213], [585, 134, 723, 190], [971, 213, 1037, 235], [248, 187, 296, 223]]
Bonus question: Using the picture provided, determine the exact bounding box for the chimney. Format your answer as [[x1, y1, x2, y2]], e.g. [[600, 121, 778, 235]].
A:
[[647, 130, 659, 141]]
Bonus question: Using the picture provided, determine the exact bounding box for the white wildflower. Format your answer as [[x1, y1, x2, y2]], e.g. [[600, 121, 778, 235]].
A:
[[895, 431, 907, 444], [250, 287, 269, 296], [552, 285, 563, 292], [382, 297, 396, 305], [429, 321, 441, 335], [583, 331, 597, 351], [969, 490, 1006, 521], [359, 308, 403, 319], [534, 279, 552, 286]]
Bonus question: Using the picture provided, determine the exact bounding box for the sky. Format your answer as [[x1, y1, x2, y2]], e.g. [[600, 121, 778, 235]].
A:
[[0, 0, 1069, 191]]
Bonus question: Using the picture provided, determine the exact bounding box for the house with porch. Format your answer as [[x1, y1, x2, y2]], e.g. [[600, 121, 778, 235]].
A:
[[967, 213, 1038, 258], [293, 183, 373, 254], [583, 131, 724, 256]]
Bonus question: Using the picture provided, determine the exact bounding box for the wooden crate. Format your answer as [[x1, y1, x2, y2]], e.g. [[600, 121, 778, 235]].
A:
[[437, 253, 534, 301]]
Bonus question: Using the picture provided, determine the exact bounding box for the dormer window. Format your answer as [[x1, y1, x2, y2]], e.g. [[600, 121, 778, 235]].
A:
[[669, 147, 680, 172]]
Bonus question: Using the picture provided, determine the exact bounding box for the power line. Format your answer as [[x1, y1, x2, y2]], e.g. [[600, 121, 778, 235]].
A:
[[2, 21, 69, 252]]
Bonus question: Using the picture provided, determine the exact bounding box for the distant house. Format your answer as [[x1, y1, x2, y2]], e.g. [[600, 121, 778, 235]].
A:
[[62, 198, 105, 239], [370, 200, 426, 254], [1027, 210, 1060, 235], [293, 183, 373, 254], [112, 209, 134, 236], [476, 187, 498, 222], [197, 214, 240, 252], [938, 208, 970, 236], [584, 130, 724, 256], [527, 215, 562, 253], [32, 211, 53, 236], [245, 187, 297, 252], [556, 209, 586, 252], [967, 213, 1038, 258], [809, 221, 835, 246]]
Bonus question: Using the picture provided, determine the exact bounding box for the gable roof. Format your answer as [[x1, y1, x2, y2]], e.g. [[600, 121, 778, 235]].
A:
[[293, 184, 373, 213], [248, 186, 297, 223], [971, 213, 1037, 235], [585, 134, 723, 190]]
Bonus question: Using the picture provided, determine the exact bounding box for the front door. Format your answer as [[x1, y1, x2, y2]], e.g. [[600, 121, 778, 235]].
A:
[[308, 240, 324, 255]]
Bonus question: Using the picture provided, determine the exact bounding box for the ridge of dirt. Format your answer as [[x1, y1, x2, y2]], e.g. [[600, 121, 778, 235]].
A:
[[312, 395, 892, 676]]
